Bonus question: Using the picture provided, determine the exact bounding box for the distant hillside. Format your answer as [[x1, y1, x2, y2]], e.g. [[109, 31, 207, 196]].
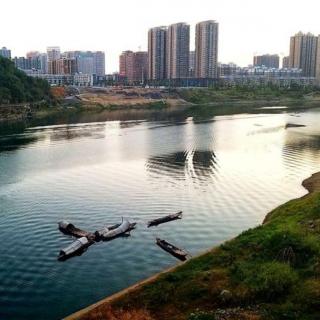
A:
[[0, 56, 51, 104]]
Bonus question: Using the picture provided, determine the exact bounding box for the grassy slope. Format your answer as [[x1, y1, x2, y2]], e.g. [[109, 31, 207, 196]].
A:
[[69, 173, 320, 320]]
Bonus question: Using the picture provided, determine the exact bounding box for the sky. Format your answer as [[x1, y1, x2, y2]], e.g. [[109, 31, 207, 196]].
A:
[[1, 0, 320, 73]]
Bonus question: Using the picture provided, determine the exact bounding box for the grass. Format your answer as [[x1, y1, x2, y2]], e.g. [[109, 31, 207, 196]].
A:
[[72, 173, 320, 320], [178, 86, 320, 105]]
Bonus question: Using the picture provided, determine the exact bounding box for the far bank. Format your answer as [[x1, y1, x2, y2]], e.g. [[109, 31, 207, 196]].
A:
[[1, 86, 320, 126]]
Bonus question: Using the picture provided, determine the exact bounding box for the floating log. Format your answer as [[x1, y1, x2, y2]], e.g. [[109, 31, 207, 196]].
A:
[[156, 238, 188, 261], [147, 211, 182, 227], [58, 221, 96, 241]]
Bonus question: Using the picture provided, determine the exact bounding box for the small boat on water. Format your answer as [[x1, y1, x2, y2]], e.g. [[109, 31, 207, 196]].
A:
[[156, 238, 188, 261], [95, 219, 136, 240], [58, 221, 95, 241], [147, 211, 182, 227], [58, 237, 92, 261]]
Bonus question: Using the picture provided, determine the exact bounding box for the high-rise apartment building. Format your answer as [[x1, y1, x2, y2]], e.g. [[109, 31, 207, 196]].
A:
[[166, 23, 190, 79], [289, 32, 318, 77], [0, 47, 11, 59], [282, 56, 290, 68], [57, 58, 77, 75], [47, 46, 61, 61], [78, 56, 94, 75], [93, 51, 105, 76], [13, 57, 30, 70], [189, 51, 195, 77], [133, 51, 148, 82], [26, 51, 42, 70], [148, 26, 167, 80], [48, 58, 76, 75], [119, 50, 148, 83], [195, 20, 219, 78], [119, 50, 133, 77], [316, 36, 320, 83], [66, 51, 93, 74], [48, 60, 58, 74], [39, 53, 48, 73], [60, 50, 105, 76], [253, 54, 279, 68]]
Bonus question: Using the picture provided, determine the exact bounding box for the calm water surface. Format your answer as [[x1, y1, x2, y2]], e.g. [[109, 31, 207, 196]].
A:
[[0, 108, 320, 319]]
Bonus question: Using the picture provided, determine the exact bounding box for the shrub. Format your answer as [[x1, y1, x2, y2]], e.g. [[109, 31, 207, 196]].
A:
[[188, 310, 215, 320], [261, 231, 319, 267], [232, 261, 298, 300]]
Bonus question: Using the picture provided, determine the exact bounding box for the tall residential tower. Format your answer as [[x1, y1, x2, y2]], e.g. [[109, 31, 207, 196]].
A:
[[289, 32, 318, 77], [148, 26, 167, 80], [316, 36, 320, 84], [166, 23, 190, 79], [195, 20, 219, 78]]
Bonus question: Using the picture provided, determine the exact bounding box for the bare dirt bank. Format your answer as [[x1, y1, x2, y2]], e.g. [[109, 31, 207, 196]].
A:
[[302, 172, 320, 193]]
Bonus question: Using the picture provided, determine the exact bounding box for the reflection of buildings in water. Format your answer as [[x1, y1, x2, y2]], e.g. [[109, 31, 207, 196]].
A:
[[146, 150, 217, 180], [119, 120, 144, 129], [282, 133, 320, 169], [49, 123, 106, 141]]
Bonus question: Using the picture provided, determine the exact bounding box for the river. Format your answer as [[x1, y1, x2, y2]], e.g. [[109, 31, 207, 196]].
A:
[[0, 106, 320, 319]]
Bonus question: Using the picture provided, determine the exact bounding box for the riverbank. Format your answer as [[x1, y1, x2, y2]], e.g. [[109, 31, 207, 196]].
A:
[[2, 87, 320, 124], [65, 172, 320, 320]]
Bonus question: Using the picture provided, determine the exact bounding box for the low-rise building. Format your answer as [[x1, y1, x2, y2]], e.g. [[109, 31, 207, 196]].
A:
[[219, 66, 313, 88], [24, 70, 93, 86], [218, 62, 240, 76]]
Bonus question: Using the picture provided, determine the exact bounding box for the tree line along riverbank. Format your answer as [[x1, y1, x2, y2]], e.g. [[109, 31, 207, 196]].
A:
[[65, 172, 320, 320]]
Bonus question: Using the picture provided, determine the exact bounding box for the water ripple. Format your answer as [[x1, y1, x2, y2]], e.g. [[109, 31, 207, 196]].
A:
[[0, 109, 320, 319]]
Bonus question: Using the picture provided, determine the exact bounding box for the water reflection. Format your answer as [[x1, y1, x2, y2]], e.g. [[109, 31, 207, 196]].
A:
[[1, 108, 320, 320], [119, 120, 145, 129], [285, 134, 320, 152], [146, 150, 217, 180], [49, 123, 107, 141], [0, 135, 39, 152], [282, 132, 320, 171]]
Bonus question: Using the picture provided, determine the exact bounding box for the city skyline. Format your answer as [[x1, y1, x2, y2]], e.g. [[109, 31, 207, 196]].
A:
[[1, 0, 320, 72]]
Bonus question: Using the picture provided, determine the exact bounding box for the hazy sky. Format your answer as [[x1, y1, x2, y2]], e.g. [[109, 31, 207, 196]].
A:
[[1, 0, 319, 72]]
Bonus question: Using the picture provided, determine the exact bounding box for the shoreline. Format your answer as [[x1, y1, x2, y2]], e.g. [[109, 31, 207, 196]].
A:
[[65, 171, 320, 320], [1, 95, 320, 125]]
